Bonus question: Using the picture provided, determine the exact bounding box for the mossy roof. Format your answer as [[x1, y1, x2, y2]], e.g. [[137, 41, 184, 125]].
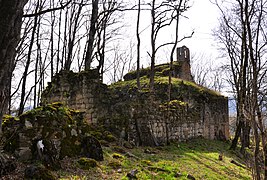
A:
[[109, 75, 225, 102], [123, 62, 181, 81]]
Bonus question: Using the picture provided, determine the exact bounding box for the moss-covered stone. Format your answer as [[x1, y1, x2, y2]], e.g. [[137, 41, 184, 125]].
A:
[[24, 164, 57, 180], [1, 103, 106, 165], [105, 134, 117, 142], [112, 153, 124, 159], [77, 157, 98, 170], [108, 159, 122, 169], [2, 115, 21, 153]]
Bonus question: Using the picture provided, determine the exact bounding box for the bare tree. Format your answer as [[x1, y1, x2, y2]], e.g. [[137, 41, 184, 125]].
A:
[[0, 0, 29, 134], [213, 0, 267, 178], [18, 0, 43, 115], [148, 0, 191, 92], [64, 1, 85, 70]]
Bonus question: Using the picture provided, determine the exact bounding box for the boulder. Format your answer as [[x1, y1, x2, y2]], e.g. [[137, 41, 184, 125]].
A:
[[24, 164, 56, 180], [41, 139, 61, 170], [81, 136, 103, 161]]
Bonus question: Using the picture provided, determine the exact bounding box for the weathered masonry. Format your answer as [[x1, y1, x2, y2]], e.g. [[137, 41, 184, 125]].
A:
[[41, 46, 229, 146]]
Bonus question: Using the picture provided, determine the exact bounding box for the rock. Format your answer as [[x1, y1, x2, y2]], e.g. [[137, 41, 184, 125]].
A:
[[218, 153, 223, 161], [24, 120, 33, 129], [24, 164, 56, 180], [144, 148, 156, 154], [71, 129, 78, 136], [123, 141, 134, 149], [18, 147, 32, 161], [108, 160, 122, 169], [0, 153, 16, 177], [112, 153, 124, 159], [117, 168, 123, 173], [174, 172, 183, 178], [41, 139, 61, 170], [126, 169, 138, 179], [37, 140, 44, 159], [81, 136, 103, 161], [62, 131, 67, 138], [77, 157, 98, 170], [187, 174, 196, 180], [125, 152, 139, 159]]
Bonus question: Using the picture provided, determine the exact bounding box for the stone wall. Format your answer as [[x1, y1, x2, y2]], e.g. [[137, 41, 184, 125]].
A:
[[41, 70, 108, 124], [41, 70, 229, 146], [106, 87, 229, 146]]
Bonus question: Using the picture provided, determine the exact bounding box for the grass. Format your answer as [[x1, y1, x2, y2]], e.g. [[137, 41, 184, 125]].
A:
[[58, 138, 252, 180]]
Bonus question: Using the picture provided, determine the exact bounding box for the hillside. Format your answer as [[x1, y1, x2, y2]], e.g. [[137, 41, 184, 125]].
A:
[[0, 102, 248, 179], [2, 138, 251, 179], [63, 139, 251, 180]]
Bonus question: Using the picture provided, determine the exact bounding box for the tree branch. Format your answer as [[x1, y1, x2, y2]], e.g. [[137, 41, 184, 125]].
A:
[[23, 0, 72, 17]]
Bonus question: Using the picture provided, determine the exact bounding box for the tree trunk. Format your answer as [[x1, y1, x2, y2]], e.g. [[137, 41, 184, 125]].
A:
[[136, 0, 141, 90], [264, 144, 267, 180], [240, 121, 250, 154], [65, 2, 83, 70], [84, 0, 99, 70], [230, 116, 244, 150], [149, 0, 156, 93], [0, 0, 28, 134], [253, 119, 261, 180]]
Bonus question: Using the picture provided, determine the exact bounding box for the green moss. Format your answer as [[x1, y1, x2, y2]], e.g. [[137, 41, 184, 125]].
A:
[[105, 134, 117, 142], [112, 153, 124, 159], [77, 157, 98, 169], [160, 100, 188, 111], [123, 62, 180, 81], [2, 115, 20, 127], [110, 75, 223, 101], [108, 159, 122, 169], [141, 160, 153, 166]]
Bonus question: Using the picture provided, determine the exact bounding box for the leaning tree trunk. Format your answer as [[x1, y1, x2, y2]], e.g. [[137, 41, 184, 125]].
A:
[[0, 0, 28, 134]]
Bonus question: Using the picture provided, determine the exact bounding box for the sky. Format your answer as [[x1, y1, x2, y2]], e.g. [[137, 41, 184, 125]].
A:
[[126, 0, 222, 67], [181, 0, 220, 57]]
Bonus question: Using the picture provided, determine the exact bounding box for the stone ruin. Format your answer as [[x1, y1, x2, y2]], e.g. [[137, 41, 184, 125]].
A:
[[0, 102, 105, 177], [40, 46, 230, 146], [177, 46, 193, 81], [0, 46, 230, 178]]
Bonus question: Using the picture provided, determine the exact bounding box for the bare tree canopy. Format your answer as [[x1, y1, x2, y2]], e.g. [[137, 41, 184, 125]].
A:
[[213, 0, 267, 179]]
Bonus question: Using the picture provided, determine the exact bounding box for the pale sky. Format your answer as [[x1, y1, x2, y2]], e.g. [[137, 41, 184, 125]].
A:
[[127, 0, 222, 67], [182, 0, 220, 56]]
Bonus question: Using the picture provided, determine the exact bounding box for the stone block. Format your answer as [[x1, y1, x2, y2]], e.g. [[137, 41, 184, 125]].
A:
[[18, 147, 32, 161]]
